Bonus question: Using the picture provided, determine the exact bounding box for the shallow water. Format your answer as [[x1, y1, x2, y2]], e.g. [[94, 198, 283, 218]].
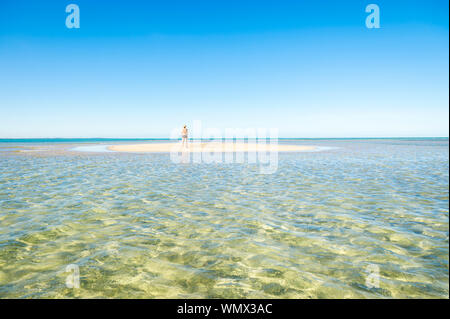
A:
[[0, 139, 448, 298]]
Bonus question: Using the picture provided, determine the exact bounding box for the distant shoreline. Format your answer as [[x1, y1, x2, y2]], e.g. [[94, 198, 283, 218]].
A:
[[0, 137, 448, 143]]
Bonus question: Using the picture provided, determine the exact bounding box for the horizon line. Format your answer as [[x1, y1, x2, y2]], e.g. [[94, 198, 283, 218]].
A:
[[0, 137, 448, 140]]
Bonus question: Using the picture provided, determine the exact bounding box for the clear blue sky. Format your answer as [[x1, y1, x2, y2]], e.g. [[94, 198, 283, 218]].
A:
[[0, 0, 448, 138]]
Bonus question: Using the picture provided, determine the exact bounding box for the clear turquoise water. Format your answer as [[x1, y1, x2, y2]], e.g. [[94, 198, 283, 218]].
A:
[[0, 139, 448, 298]]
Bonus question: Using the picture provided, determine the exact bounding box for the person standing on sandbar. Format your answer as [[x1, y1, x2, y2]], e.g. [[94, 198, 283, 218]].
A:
[[181, 125, 188, 149]]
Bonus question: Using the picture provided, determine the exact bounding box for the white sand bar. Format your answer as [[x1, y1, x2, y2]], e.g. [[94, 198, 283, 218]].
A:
[[108, 142, 316, 153]]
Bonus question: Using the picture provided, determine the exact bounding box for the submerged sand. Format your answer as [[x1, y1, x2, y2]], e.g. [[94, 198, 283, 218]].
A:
[[108, 142, 316, 153]]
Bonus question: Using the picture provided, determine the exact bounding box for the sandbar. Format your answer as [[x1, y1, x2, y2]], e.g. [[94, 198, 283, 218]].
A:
[[108, 142, 316, 153]]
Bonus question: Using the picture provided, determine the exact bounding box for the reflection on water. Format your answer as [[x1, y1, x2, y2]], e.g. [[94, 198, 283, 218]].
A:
[[0, 139, 448, 298]]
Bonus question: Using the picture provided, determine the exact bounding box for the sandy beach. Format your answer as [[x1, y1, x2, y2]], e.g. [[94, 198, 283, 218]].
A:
[[108, 142, 316, 153]]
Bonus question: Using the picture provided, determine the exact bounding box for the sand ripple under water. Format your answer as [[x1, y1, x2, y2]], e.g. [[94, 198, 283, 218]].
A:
[[0, 139, 448, 298]]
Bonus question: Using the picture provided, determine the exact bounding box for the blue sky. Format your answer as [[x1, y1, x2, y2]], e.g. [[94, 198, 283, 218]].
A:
[[0, 0, 448, 138]]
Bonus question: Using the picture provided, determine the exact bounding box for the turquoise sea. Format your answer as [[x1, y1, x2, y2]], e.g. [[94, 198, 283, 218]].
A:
[[0, 138, 448, 298]]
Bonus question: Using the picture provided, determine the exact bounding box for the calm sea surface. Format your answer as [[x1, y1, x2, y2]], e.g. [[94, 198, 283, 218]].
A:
[[0, 139, 448, 298]]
